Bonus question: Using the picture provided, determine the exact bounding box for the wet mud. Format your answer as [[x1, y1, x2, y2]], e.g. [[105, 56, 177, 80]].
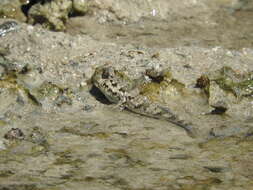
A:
[[0, 0, 253, 189]]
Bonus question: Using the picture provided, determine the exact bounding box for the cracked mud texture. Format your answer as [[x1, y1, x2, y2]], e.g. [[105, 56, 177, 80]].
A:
[[0, 0, 252, 189]]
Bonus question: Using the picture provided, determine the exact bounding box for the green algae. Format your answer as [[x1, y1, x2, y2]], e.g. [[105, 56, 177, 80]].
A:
[[140, 70, 185, 102], [210, 66, 253, 98]]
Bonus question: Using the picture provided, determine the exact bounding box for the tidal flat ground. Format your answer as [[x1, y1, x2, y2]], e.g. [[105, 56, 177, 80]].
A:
[[0, 0, 253, 189]]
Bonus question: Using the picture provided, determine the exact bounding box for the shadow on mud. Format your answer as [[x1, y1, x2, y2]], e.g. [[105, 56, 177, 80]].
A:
[[89, 85, 112, 105]]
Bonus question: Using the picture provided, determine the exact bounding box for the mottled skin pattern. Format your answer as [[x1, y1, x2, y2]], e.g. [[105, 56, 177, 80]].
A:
[[92, 65, 198, 138], [0, 21, 18, 37]]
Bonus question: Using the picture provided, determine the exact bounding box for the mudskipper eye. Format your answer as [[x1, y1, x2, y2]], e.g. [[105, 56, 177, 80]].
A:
[[102, 68, 110, 79]]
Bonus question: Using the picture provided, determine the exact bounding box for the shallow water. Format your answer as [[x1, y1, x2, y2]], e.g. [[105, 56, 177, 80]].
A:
[[66, 8, 253, 50]]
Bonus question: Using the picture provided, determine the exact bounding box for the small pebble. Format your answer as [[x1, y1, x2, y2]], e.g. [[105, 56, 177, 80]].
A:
[[4, 128, 25, 140]]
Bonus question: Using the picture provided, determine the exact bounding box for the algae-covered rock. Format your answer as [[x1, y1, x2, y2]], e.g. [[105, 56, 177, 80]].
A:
[[72, 0, 89, 15], [0, 58, 74, 113], [0, 0, 26, 21], [29, 82, 62, 106], [28, 0, 72, 31], [29, 81, 73, 109], [209, 66, 253, 98], [197, 66, 253, 117]]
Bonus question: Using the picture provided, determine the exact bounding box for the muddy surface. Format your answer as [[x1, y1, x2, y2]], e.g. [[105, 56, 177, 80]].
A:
[[0, 0, 253, 190]]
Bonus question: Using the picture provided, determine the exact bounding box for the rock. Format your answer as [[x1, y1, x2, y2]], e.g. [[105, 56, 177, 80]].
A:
[[17, 66, 45, 90], [208, 66, 253, 98], [28, 0, 72, 31], [208, 81, 228, 114]]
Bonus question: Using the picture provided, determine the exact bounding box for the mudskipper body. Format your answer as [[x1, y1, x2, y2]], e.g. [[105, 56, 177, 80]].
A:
[[92, 66, 198, 138]]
